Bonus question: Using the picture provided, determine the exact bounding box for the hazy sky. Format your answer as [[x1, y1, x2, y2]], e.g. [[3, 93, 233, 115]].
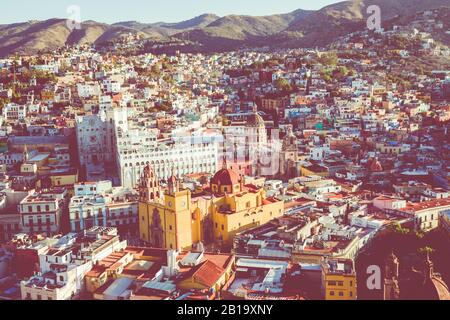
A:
[[0, 0, 343, 24]]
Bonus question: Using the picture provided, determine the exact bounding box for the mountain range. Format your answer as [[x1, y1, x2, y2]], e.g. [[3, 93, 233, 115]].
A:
[[0, 0, 449, 56]]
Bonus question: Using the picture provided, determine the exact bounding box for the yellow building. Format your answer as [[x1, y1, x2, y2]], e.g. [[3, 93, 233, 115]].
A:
[[300, 163, 329, 177], [321, 258, 357, 300], [50, 169, 79, 188], [139, 165, 284, 251], [176, 253, 235, 296], [375, 142, 409, 155]]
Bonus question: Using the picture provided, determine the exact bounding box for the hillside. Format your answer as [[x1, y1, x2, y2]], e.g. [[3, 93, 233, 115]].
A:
[[273, 0, 450, 48], [0, 0, 449, 56]]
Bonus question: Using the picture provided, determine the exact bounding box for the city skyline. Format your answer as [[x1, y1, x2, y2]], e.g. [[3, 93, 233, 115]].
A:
[[0, 0, 342, 24], [0, 0, 449, 304]]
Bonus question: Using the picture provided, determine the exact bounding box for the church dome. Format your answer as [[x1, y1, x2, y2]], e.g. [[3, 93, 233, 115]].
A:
[[426, 277, 450, 300], [421, 253, 450, 300], [211, 168, 240, 186]]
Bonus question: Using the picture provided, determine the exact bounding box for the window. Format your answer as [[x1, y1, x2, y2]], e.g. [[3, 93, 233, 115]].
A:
[[350, 292, 353, 297], [350, 281, 353, 286], [45, 205, 50, 211], [338, 281, 344, 286], [328, 281, 337, 286], [330, 291, 335, 296], [37, 295, 42, 300], [339, 291, 344, 297], [169, 225, 172, 231], [221, 224, 224, 231]]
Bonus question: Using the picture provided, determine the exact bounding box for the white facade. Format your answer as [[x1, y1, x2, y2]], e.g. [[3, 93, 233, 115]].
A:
[[69, 183, 138, 233], [373, 197, 407, 211], [102, 79, 121, 93], [76, 111, 115, 168], [118, 137, 218, 188], [20, 228, 126, 300], [31, 63, 59, 74], [116, 124, 218, 188], [74, 181, 113, 197], [19, 189, 67, 235], [309, 146, 329, 161], [77, 82, 101, 98], [2, 103, 27, 121]]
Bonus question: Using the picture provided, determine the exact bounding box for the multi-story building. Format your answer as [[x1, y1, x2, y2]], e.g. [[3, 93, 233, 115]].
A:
[[2, 103, 27, 121], [77, 82, 101, 98], [222, 107, 272, 177], [19, 188, 68, 235], [400, 198, 450, 231], [20, 227, 126, 300], [321, 258, 357, 300], [75, 111, 116, 171], [69, 181, 138, 235], [117, 129, 218, 188]]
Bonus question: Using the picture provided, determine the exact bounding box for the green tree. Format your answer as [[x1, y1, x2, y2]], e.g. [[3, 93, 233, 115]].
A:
[[318, 52, 338, 67], [274, 78, 292, 92], [419, 246, 434, 254]]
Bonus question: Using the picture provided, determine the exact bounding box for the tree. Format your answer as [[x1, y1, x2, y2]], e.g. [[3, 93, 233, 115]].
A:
[[318, 52, 338, 67], [419, 246, 434, 254], [274, 78, 292, 92]]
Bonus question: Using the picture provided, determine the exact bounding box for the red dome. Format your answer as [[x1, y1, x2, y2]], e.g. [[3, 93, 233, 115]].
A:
[[370, 159, 383, 172], [211, 168, 240, 186]]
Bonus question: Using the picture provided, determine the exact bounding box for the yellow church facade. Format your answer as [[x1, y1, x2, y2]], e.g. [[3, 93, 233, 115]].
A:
[[138, 166, 284, 251]]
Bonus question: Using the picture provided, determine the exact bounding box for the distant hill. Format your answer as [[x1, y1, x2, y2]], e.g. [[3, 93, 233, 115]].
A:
[[0, 0, 449, 56], [272, 0, 450, 48], [170, 10, 312, 51]]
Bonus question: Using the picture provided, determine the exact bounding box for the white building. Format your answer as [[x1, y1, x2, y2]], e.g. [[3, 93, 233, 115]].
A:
[[19, 189, 67, 235], [116, 121, 218, 188], [117, 136, 218, 188], [77, 82, 101, 98], [20, 228, 126, 300], [31, 63, 59, 74], [373, 196, 407, 211], [76, 110, 116, 171], [102, 79, 121, 93], [69, 182, 138, 234], [2, 103, 27, 121]]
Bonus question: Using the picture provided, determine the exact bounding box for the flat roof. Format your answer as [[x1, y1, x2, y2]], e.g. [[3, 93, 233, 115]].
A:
[[237, 258, 288, 270], [103, 278, 134, 298]]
